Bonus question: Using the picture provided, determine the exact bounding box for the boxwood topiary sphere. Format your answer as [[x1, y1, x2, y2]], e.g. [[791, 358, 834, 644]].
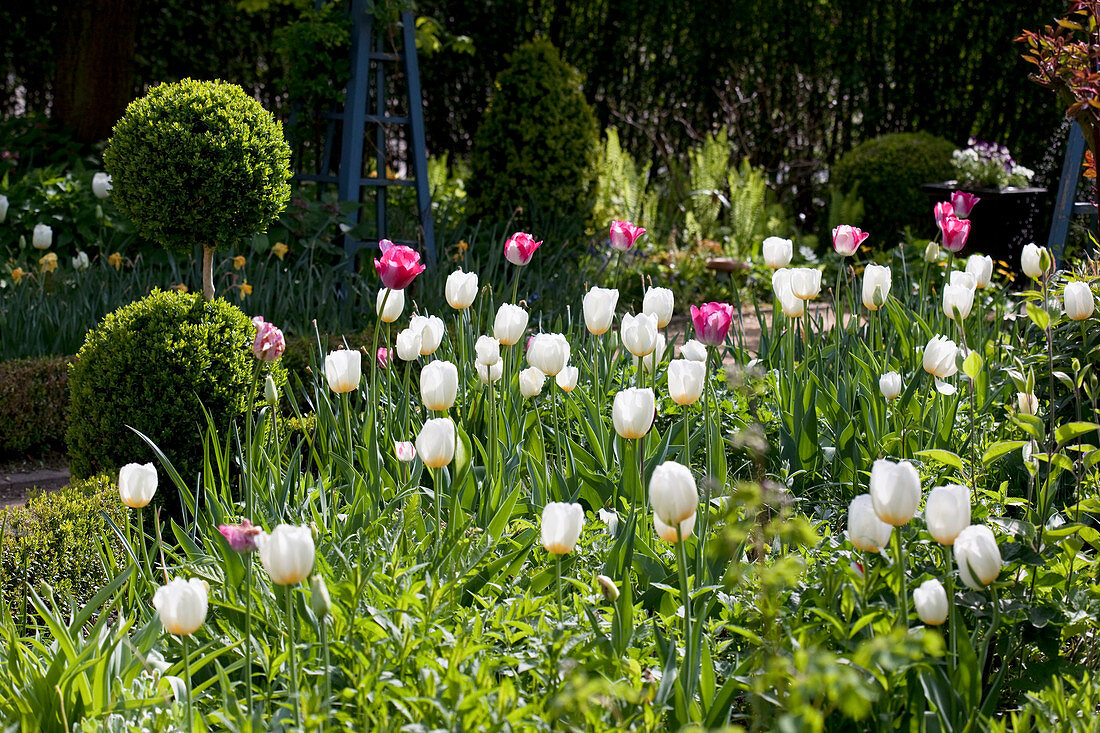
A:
[[103, 78, 292, 254], [467, 38, 599, 227], [66, 289, 287, 493], [831, 132, 956, 242]]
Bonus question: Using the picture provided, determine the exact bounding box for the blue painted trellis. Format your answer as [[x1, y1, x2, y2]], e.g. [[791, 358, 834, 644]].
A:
[[297, 0, 436, 268], [1047, 122, 1096, 264]]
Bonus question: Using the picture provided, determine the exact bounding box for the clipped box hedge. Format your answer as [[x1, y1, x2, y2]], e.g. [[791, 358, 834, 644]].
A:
[[0, 356, 70, 456]]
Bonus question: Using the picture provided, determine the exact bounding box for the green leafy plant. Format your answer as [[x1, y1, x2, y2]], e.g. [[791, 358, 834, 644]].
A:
[[0, 356, 69, 456]]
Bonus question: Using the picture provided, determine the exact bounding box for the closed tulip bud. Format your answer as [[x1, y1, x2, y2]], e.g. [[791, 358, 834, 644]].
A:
[[118, 462, 158, 508], [599, 508, 619, 537], [1017, 392, 1038, 416], [613, 387, 655, 439], [762, 236, 793, 268], [395, 440, 416, 462], [953, 524, 1002, 590], [869, 458, 921, 526], [504, 231, 542, 266], [1064, 281, 1095, 321], [1021, 243, 1050, 279], [924, 241, 940, 262], [527, 333, 571, 376], [475, 335, 501, 366], [633, 332, 665, 374], [252, 316, 286, 362], [925, 484, 970, 545], [494, 303, 529, 345], [654, 511, 696, 543], [690, 302, 735, 345], [411, 315, 445, 356], [649, 460, 698, 527], [72, 251, 90, 271], [965, 254, 993, 289], [0, 195, 7, 223], [643, 287, 675, 328], [939, 215, 971, 252], [556, 365, 579, 392], [310, 575, 332, 619], [832, 225, 869, 256], [913, 579, 949, 626], [951, 190, 980, 218], [620, 312, 659, 357], [879, 371, 902, 400], [942, 283, 975, 320], [789, 267, 822, 300], [862, 264, 892, 311], [445, 269, 478, 310], [847, 494, 892, 552], [609, 220, 646, 251], [264, 375, 278, 405], [377, 348, 390, 369], [583, 286, 619, 335], [477, 360, 503, 384], [396, 328, 423, 361], [92, 172, 112, 199], [325, 349, 361, 393], [922, 336, 958, 379], [597, 574, 620, 603], [258, 524, 316, 585], [153, 578, 208, 636], [416, 417, 456, 468], [680, 339, 708, 362], [374, 240, 426, 290], [218, 518, 262, 553], [376, 287, 405, 323], [420, 360, 459, 411], [772, 268, 805, 317], [668, 359, 706, 406], [541, 502, 584, 554], [519, 366, 546, 398], [32, 223, 52, 250]]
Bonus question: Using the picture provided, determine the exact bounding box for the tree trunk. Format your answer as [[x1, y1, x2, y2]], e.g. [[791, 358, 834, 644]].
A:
[[52, 0, 139, 144], [203, 246, 215, 302]]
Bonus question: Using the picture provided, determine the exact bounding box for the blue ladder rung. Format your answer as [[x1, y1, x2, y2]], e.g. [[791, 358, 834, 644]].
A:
[[360, 177, 416, 188], [367, 52, 401, 61], [364, 114, 410, 125]]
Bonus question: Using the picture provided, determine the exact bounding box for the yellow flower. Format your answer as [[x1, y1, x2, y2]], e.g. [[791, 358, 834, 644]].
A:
[[108, 252, 123, 270], [232, 255, 247, 271], [172, 283, 188, 293], [38, 252, 57, 273], [11, 267, 25, 284], [456, 240, 468, 253], [239, 280, 252, 300], [272, 241, 288, 260]]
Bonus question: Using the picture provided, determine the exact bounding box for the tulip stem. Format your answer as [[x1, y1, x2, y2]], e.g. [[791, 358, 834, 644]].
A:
[[893, 529, 909, 628], [321, 616, 332, 722], [342, 391, 353, 515], [682, 408, 691, 469], [943, 545, 956, 672], [555, 555, 564, 626], [286, 585, 301, 730], [183, 634, 194, 733], [137, 510, 151, 582], [245, 553, 254, 721], [675, 523, 694, 707]]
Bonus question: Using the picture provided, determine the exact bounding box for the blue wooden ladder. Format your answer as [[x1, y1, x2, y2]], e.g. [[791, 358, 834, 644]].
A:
[[1047, 121, 1095, 264]]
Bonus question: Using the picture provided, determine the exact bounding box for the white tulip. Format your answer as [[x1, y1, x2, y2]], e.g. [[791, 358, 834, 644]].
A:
[[519, 366, 545, 398], [649, 460, 698, 527], [953, 524, 1002, 590], [71, 251, 90, 271], [445, 269, 478, 310], [494, 303, 528, 346], [924, 241, 940, 262], [396, 328, 423, 361], [668, 359, 705, 406], [654, 511, 696, 543], [599, 508, 619, 537], [118, 462, 158, 508], [965, 254, 993, 289], [925, 484, 971, 545], [943, 283, 975, 320], [395, 441, 416, 462], [258, 524, 316, 585], [949, 270, 977, 291], [680, 339, 708, 362], [879, 371, 902, 400], [762, 236, 793, 268], [153, 578, 208, 636], [597, 574, 620, 602], [1021, 243, 1049, 279], [32, 223, 52, 250], [420, 360, 459, 411], [633, 332, 666, 374], [92, 172, 113, 199], [1017, 392, 1038, 416], [869, 458, 921, 526], [583, 286, 619, 335], [527, 333, 571, 376], [1064, 281, 1095, 321], [847, 494, 892, 552], [922, 336, 958, 379], [643, 287, 675, 328], [861, 264, 892, 311], [613, 387, 655, 439], [376, 288, 405, 323], [416, 417, 456, 468], [475, 335, 501, 366], [913, 579, 948, 626], [620, 312, 659, 357], [0, 195, 7, 223], [410, 315, 445, 356], [477, 360, 503, 384], [556, 365, 579, 392], [790, 267, 822, 300], [541, 502, 584, 554], [772, 268, 805, 317], [325, 350, 362, 393]]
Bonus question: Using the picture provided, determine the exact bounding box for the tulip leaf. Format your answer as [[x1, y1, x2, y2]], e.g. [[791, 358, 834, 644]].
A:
[[916, 449, 965, 473], [962, 351, 983, 380], [1055, 421, 1099, 446], [980, 440, 1029, 466]]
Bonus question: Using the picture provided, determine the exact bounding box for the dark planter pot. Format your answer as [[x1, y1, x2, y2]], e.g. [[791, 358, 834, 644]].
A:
[[921, 181, 1050, 277]]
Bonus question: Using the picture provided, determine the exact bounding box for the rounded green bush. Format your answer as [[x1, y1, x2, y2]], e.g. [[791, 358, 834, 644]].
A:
[[831, 132, 956, 241], [467, 38, 599, 227], [103, 78, 292, 254], [66, 289, 287, 490]]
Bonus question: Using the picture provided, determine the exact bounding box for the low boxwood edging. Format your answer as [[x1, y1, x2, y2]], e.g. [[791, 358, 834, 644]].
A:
[[0, 356, 70, 457]]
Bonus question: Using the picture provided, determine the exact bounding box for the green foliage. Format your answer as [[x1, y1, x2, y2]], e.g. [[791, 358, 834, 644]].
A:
[[831, 132, 956, 242], [66, 289, 286, 487], [592, 127, 657, 236], [103, 79, 292, 255], [0, 356, 68, 456], [0, 474, 125, 618], [467, 37, 599, 228]]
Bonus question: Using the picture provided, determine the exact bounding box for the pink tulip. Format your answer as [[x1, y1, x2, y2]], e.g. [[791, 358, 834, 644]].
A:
[[218, 519, 262, 553], [939, 215, 972, 253], [832, 225, 869, 256], [504, 231, 542, 266], [395, 441, 416, 462], [951, 191, 980, 219], [690, 302, 734, 346], [251, 316, 285, 362], [377, 347, 390, 369], [933, 201, 954, 228], [374, 239, 426, 290], [609, 220, 646, 252]]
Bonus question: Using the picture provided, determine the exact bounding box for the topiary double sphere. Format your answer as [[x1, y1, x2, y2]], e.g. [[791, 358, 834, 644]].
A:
[[103, 78, 292, 255], [67, 289, 287, 493]]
